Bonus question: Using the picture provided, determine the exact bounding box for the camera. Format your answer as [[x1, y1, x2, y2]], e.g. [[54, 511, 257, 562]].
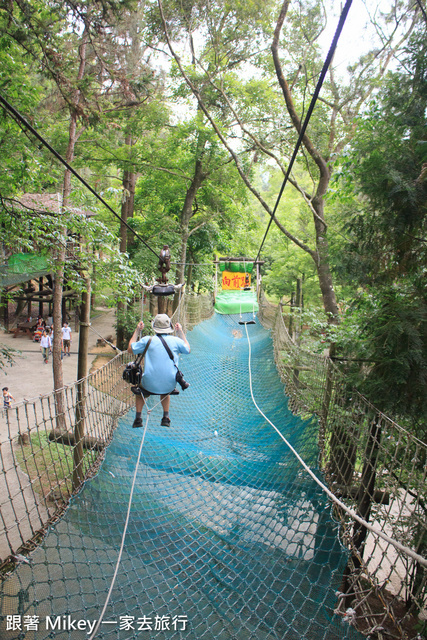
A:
[[123, 362, 142, 385], [175, 370, 190, 390]]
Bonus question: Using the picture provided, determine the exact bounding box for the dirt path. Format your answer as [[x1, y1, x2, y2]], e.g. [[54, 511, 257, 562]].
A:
[[0, 307, 117, 420]]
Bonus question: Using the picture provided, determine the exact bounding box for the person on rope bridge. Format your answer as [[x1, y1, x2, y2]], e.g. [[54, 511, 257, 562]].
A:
[[127, 314, 191, 429]]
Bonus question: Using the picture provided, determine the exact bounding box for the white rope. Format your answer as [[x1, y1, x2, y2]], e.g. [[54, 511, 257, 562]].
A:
[[141, 289, 145, 322], [243, 322, 427, 568], [88, 324, 120, 351], [240, 257, 246, 320], [87, 396, 161, 640]]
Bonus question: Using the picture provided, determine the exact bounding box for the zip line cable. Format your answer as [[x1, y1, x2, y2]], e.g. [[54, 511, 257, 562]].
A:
[[88, 324, 120, 352], [415, 0, 427, 24], [254, 0, 353, 264], [0, 93, 161, 261]]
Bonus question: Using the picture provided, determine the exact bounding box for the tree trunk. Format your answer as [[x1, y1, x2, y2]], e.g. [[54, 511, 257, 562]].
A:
[[272, 2, 339, 332], [119, 135, 135, 254], [343, 416, 382, 606], [126, 172, 137, 248], [117, 135, 136, 350], [73, 275, 91, 491], [186, 262, 193, 290], [2, 288, 9, 332], [173, 156, 205, 311], [312, 199, 339, 325], [53, 32, 87, 430], [52, 238, 66, 430]]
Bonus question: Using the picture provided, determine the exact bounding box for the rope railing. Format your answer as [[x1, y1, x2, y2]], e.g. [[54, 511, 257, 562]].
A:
[[258, 290, 427, 638], [0, 351, 133, 570], [171, 290, 215, 332], [0, 293, 215, 571]]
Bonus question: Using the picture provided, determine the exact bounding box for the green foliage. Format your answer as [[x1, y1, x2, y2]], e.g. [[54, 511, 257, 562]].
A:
[[126, 113, 255, 275], [355, 285, 426, 432], [254, 167, 320, 305], [335, 28, 427, 286], [0, 31, 58, 194], [0, 195, 143, 307], [115, 305, 153, 343], [329, 28, 427, 433], [0, 337, 18, 373], [300, 284, 427, 439], [15, 430, 93, 500]]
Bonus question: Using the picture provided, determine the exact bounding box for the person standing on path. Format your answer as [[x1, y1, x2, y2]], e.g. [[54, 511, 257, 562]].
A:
[[2, 387, 15, 408], [40, 329, 52, 364], [61, 322, 72, 356]]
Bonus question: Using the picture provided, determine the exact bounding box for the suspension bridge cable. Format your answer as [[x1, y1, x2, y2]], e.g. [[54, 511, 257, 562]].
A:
[[415, 0, 427, 24], [254, 0, 353, 264], [88, 324, 120, 352], [242, 321, 427, 568], [0, 93, 161, 261]]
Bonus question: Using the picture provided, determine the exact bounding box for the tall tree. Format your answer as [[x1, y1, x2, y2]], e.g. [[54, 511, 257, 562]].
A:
[[51, 29, 89, 419], [0, 0, 145, 371], [156, 0, 421, 341], [333, 27, 427, 432]]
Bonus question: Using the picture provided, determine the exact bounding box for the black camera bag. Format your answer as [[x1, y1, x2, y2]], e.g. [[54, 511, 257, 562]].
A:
[[123, 338, 152, 385]]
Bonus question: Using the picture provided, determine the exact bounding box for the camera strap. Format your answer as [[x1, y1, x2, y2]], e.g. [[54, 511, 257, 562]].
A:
[[134, 337, 152, 366], [157, 334, 179, 373]]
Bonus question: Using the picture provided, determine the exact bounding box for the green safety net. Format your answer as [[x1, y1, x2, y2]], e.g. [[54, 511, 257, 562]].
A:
[[219, 262, 253, 273], [0, 253, 50, 287], [214, 290, 259, 315], [0, 313, 363, 640], [7, 254, 49, 273]]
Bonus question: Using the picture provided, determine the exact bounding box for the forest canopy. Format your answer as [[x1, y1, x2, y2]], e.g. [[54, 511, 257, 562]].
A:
[[0, 0, 426, 435]]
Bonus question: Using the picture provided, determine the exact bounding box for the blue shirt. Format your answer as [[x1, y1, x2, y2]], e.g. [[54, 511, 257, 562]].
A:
[[131, 334, 190, 394]]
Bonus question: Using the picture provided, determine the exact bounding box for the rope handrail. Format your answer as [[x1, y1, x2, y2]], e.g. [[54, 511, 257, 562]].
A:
[[243, 321, 427, 568], [259, 288, 427, 633], [274, 300, 427, 449]]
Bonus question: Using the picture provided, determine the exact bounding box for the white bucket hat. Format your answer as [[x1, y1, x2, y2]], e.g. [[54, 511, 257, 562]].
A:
[[151, 314, 174, 334]]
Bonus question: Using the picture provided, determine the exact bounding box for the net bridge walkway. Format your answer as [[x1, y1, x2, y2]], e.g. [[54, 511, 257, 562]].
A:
[[0, 310, 363, 640], [0, 293, 426, 639]]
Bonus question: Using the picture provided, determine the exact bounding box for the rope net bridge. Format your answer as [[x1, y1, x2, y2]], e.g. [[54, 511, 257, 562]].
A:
[[0, 292, 425, 639]]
